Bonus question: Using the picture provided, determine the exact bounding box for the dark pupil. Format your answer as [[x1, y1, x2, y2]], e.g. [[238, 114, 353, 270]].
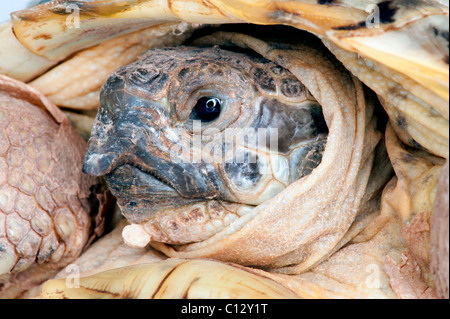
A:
[[190, 97, 222, 122]]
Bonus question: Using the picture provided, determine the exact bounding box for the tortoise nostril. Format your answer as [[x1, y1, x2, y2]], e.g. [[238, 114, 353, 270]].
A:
[[106, 74, 125, 90], [83, 152, 119, 176]]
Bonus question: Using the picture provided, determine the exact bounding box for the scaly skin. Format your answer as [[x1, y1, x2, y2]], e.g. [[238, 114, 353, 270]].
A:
[[0, 75, 100, 297]]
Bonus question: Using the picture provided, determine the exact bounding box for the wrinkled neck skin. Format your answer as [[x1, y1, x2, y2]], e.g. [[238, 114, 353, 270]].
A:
[[84, 43, 329, 246]]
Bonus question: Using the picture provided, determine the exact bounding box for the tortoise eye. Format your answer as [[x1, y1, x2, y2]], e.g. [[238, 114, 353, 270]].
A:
[[189, 97, 222, 122]]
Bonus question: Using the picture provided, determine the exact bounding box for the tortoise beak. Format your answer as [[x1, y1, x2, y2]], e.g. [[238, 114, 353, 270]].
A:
[[83, 116, 133, 177], [83, 151, 120, 176], [83, 78, 136, 176]]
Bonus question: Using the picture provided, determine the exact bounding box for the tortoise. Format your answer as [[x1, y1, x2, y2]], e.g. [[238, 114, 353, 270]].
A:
[[0, 0, 448, 299]]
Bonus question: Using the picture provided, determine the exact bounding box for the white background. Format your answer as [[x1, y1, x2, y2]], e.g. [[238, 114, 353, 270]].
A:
[[0, 0, 37, 23]]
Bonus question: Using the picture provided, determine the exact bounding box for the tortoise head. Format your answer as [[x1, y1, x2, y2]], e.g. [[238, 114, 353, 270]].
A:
[[83, 46, 328, 246]]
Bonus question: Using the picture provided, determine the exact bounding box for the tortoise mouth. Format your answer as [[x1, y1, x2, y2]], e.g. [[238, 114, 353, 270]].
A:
[[105, 163, 255, 246], [106, 163, 252, 216], [105, 164, 203, 218], [107, 163, 179, 197]]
